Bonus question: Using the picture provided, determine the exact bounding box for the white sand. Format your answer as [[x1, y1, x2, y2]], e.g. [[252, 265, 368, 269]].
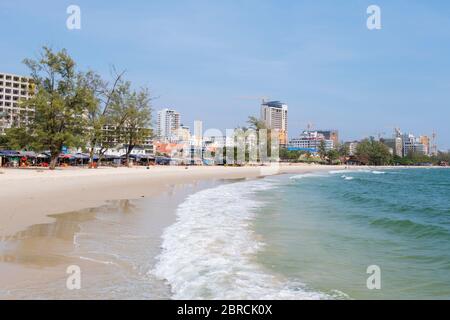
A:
[[0, 164, 342, 237]]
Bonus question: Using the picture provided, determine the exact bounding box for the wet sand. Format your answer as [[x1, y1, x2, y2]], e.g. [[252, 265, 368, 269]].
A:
[[0, 180, 220, 299]]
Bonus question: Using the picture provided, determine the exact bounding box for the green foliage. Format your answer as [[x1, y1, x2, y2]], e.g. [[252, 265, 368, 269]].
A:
[[0, 135, 8, 148], [110, 83, 152, 161], [19, 47, 90, 169], [355, 138, 392, 165], [338, 144, 350, 157], [78, 69, 126, 163], [246, 116, 267, 130], [434, 151, 450, 163], [393, 152, 434, 165], [318, 140, 327, 160], [3, 128, 32, 150], [280, 149, 304, 161], [326, 149, 340, 164]]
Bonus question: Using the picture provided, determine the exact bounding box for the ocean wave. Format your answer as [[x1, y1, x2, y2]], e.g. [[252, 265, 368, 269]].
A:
[[290, 173, 329, 180], [152, 179, 330, 300], [341, 175, 354, 181], [370, 218, 450, 240]]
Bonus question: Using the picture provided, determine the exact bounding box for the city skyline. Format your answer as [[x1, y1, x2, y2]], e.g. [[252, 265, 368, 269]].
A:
[[1, 1, 449, 148]]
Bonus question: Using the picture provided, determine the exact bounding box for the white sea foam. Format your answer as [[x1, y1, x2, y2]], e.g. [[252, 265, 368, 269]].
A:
[[341, 175, 354, 181], [371, 171, 386, 175], [152, 179, 330, 300], [290, 173, 329, 180]]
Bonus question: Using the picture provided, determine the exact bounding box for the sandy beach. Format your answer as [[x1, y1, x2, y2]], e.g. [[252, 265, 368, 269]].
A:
[[0, 164, 343, 238], [0, 163, 346, 299]]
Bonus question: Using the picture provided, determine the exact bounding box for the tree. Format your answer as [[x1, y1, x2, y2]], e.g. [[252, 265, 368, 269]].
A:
[[0, 134, 8, 149], [3, 127, 33, 150], [318, 140, 327, 160], [246, 116, 267, 130], [280, 149, 304, 162], [338, 144, 350, 158], [355, 138, 392, 165], [242, 116, 275, 162], [111, 83, 152, 165], [79, 68, 126, 166], [18, 47, 92, 169], [327, 149, 340, 164]]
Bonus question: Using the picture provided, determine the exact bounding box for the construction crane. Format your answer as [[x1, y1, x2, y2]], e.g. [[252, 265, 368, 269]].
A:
[[431, 131, 438, 155]]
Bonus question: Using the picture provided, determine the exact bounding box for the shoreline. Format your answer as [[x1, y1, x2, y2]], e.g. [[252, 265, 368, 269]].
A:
[[0, 164, 348, 238]]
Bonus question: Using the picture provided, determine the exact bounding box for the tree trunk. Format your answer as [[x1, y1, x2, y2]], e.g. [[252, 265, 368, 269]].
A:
[[49, 155, 58, 170], [89, 147, 95, 168]]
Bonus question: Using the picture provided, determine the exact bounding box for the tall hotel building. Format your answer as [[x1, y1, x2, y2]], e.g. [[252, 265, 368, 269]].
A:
[[260, 100, 288, 145], [0, 73, 35, 134], [157, 108, 180, 141]]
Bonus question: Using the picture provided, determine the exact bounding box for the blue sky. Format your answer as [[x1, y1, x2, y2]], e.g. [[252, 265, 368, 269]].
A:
[[1, 0, 449, 149]]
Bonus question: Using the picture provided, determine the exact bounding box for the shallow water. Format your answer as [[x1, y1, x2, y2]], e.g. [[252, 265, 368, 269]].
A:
[[0, 181, 217, 299]]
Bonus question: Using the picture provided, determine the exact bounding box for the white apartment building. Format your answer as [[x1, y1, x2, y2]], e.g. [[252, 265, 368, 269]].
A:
[[288, 130, 334, 153], [402, 133, 427, 156], [157, 108, 180, 141], [260, 100, 288, 145], [0, 72, 35, 134]]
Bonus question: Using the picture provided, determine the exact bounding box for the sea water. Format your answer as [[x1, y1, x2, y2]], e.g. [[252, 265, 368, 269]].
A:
[[155, 168, 450, 300]]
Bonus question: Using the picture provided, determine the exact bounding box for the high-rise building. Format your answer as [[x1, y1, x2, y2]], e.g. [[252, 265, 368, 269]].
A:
[[260, 100, 288, 145], [0, 72, 35, 134], [193, 120, 203, 146], [402, 133, 427, 156], [157, 108, 180, 141], [381, 137, 403, 157], [419, 136, 431, 155]]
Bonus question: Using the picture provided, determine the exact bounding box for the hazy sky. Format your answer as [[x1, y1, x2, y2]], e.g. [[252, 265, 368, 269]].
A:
[[1, 0, 449, 149]]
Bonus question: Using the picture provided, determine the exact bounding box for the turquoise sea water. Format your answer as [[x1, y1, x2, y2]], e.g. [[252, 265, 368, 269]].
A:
[[254, 168, 450, 299]]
